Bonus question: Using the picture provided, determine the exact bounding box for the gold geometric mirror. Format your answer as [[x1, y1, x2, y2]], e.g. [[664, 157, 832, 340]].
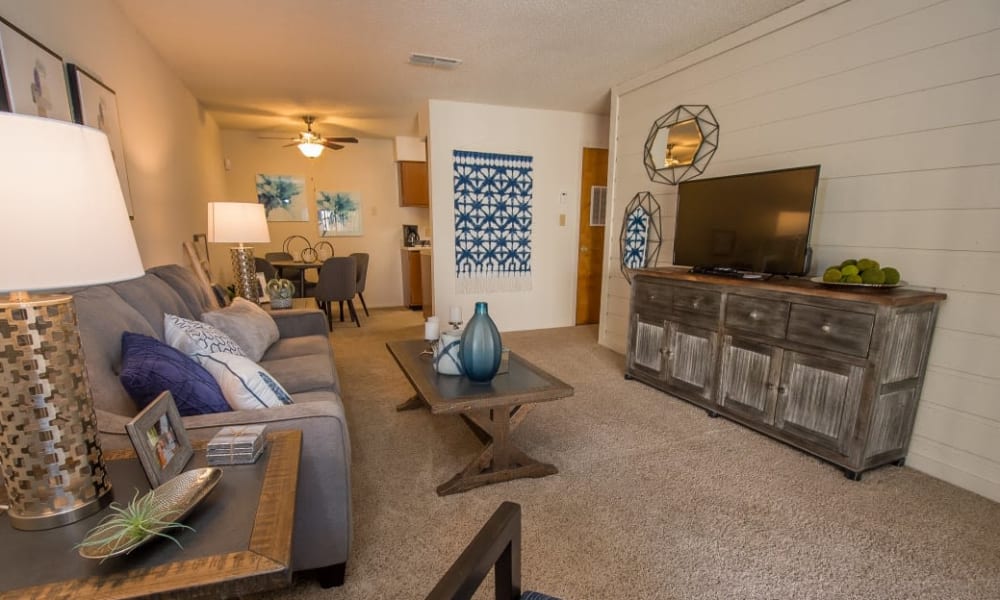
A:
[[649, 119, 702, 168], [644, 105, 719, 185]]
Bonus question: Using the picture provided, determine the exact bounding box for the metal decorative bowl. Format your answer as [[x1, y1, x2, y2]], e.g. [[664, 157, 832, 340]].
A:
[[809, 276, 906, 290], [78, 467, 222, 560]]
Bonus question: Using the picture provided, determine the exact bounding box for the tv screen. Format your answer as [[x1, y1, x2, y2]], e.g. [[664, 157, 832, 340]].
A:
[[673, 165, 820, 275]]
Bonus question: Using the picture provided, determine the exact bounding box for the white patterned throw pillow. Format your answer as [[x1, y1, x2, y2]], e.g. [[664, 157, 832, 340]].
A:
[[193, 352, 293, 410], [165, 314, 246, 357]]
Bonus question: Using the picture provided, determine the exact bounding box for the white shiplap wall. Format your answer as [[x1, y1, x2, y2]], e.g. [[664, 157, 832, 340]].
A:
[[600, 0, 1000, 502]]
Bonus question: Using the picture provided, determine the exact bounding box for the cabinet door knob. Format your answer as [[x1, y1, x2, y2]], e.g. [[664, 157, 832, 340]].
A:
[[692, 299, 701, 309], [749, 311, 760, 320], [821, 323, 832, 333], [777, 385, 788, 395], [765, 382, 774, 391]]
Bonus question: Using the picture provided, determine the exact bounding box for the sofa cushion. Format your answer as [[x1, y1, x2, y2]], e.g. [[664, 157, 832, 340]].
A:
[[74, 285, 158, 418], [119, 332, 230, 416], [165, 314, 246, 356], [261, 335, 333, 361], [193, 352, 293, 410], [200, 298, 280, 362], [148, 264, 216, 316], [112, 276, 194, 337], [260, 353, 338, 394]]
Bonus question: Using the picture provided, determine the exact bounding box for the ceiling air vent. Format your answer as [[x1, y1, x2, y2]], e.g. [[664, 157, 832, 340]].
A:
[[408, 53, 462, 69]]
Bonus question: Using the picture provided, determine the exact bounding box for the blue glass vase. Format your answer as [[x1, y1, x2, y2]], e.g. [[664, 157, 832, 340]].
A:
[[459, 302, 502, 383]]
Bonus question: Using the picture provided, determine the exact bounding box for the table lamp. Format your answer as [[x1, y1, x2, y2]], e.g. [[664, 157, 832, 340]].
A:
[[207, 202, 270, 302], [0, 113, 144, 530]]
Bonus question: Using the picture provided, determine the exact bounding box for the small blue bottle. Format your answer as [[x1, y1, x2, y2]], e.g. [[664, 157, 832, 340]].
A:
[[459, 302, 502, 383]]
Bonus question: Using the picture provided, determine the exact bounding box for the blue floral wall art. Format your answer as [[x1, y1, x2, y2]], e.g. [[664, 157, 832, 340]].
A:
[[453, 150, 533, 293], [317, 191, 362, 237], [256, 174, 307, 221]]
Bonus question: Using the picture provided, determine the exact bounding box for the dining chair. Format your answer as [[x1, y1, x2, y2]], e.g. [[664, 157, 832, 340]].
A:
[[314, 256, 361, 329], [254, 257, 276, 281], [350, 252, 370, 316], [266, 251, 309, 296]]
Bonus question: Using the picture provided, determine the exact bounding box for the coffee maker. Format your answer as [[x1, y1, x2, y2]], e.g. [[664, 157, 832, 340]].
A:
[[402, 224, 419, 247]]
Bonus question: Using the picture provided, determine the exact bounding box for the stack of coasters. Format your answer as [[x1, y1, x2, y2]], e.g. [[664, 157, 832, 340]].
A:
[[207, 425, 267, 465]]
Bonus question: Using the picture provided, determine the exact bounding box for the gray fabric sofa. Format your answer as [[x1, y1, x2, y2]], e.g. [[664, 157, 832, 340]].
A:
[[68, 264, 351, 586]]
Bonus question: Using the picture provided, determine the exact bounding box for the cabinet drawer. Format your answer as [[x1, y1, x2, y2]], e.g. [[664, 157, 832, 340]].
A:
[[672, 287, 721, 319], [787, 304, 874, 357], [633, 279, 673, 322], [725, 295, 789, 338]]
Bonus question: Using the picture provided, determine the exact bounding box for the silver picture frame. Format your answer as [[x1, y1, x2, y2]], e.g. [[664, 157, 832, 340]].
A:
[[125, 391, 193, 488]]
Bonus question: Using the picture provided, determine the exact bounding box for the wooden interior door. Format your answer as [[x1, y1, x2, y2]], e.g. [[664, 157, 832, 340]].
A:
[[575, 147, 609, 324]]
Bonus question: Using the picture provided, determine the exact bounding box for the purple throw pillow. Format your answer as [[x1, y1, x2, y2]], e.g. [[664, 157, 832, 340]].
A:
[[120, 332, 231, 416]]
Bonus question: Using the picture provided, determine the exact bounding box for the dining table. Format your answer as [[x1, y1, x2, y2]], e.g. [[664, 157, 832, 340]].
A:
[[268, 259, 325, 297]]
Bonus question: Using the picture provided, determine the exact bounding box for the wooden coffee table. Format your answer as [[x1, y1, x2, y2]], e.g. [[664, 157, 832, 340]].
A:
[[387, 339, 574, 496], [0, 430, 301, 599]]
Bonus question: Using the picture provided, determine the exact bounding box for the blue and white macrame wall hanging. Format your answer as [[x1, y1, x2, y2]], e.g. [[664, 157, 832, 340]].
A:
[[453, 150, 534, 293]]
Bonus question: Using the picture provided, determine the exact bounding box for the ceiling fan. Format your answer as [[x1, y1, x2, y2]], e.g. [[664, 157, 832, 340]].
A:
[[260, 116, 359, 158]]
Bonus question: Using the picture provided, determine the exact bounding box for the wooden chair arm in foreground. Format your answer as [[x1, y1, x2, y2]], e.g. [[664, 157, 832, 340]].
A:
[[425, 502, 560, 600]]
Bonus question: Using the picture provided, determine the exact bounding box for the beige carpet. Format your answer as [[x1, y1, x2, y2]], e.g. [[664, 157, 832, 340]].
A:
[[266, 308, 1000, 600]]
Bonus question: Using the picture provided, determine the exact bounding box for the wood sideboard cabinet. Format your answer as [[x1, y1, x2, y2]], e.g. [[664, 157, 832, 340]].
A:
[[626, 268, 946, 480]]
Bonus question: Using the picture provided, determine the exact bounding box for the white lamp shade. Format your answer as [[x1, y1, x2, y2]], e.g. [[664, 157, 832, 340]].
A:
[[0, 113, 143, 292], [207, 202, 271, 244]]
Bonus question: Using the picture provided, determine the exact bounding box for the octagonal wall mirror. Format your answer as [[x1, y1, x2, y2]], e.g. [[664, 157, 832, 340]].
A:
[[649, 118, 702, 168], [644, 105, 719, 185]]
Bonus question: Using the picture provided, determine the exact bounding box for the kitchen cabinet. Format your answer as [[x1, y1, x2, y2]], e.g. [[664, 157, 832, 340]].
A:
[[401, 249, 422, 309], [626, 268, 945, 480], [398, 161, 429, 207]]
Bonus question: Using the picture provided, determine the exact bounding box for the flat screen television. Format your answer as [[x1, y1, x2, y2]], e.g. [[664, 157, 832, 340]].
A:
[[673, 165, 821, 276]]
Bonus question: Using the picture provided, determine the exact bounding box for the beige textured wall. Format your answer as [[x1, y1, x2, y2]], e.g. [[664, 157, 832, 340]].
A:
[[217, 130, 430, 307], [604, 0, 1000, 501], [0, 0, 225, 268]]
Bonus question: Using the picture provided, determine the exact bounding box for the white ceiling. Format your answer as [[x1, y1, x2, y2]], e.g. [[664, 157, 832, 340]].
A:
[[116, 0, 801, 138]]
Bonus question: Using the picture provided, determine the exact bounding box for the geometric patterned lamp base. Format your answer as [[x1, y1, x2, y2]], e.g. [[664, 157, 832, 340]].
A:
[[230, 246, 259, 303], [0, 293, 113, 530]]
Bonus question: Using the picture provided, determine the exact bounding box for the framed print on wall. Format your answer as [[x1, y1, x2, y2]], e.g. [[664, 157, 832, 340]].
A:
[[0, 17, 74, 121], [256, 174, 308, 221], [317, 190, 362, 237], [125, 391, 194, 487], [67, 64, 135, 217]]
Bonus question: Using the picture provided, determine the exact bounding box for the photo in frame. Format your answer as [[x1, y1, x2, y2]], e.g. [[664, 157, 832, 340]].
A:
[[0, 17, 74, 120], [67, 64, 134, 217], [317, 190, 362, 237], [256, 272, 270, 303], [125, 391, 193, 488]]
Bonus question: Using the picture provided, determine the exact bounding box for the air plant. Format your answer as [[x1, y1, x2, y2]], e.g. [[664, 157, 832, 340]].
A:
[[76, 488, 195, 561]]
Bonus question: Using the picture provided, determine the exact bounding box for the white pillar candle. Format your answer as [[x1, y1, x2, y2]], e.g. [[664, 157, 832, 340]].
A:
[[424, 319, 440, 341], [449, 305, 462, 323]]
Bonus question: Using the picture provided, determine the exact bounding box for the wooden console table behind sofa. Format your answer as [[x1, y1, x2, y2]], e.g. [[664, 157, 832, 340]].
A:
[[625, 268, 946, 480]]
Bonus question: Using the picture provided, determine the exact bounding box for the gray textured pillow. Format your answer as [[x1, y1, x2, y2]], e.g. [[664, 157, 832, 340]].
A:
[[200, 298, 279, 362]]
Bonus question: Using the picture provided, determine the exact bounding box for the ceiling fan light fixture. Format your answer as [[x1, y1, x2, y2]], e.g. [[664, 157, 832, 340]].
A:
[[298, 141, 324, 158]]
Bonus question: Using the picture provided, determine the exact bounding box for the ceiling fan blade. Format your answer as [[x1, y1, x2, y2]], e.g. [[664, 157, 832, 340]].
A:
[[258, 136, 298, 140], [321, 141, 345, 150], [282, 142, 300, 148], [323, 136, 358, 143]]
